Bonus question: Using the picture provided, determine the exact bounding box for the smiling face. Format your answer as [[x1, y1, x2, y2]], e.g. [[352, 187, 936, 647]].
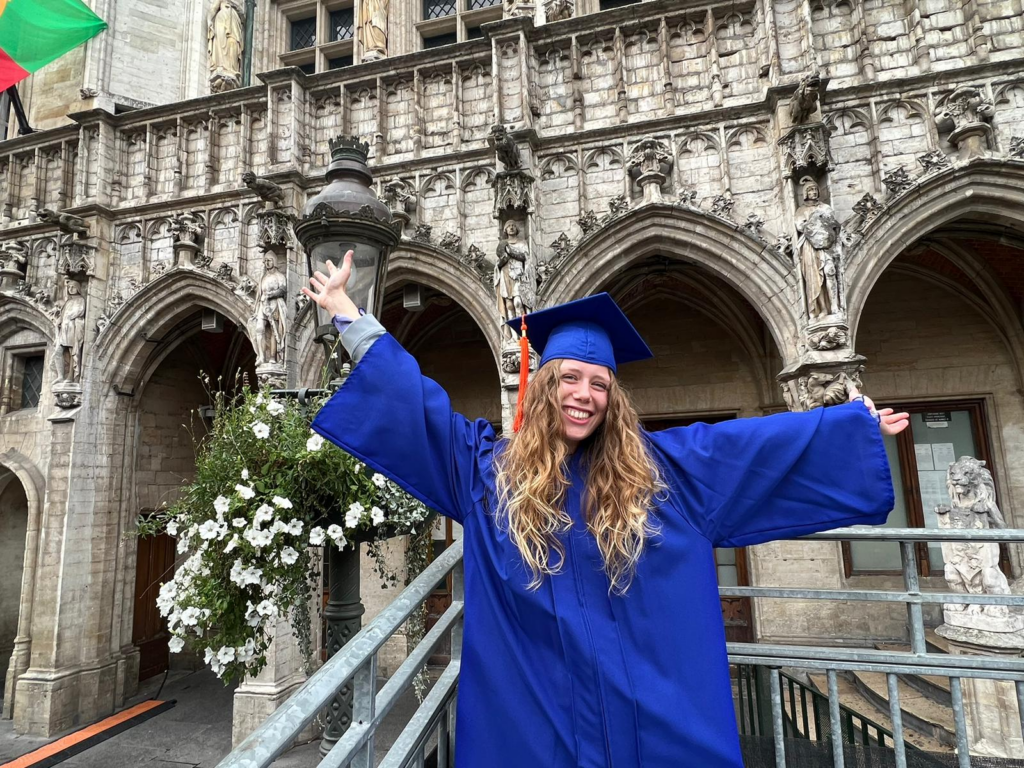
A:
[[557, 359, 611, 450]]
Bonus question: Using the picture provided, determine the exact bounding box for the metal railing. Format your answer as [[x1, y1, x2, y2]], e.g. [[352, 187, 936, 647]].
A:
[[216, 527, 1024, 768]]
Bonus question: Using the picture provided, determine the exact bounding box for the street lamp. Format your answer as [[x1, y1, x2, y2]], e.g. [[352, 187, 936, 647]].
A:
[[294, 136, 401, 378], [292, 136, 400, 755]]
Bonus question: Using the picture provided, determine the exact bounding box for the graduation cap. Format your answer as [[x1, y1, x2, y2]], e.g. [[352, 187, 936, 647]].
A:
[[506, 293, 653, 432]]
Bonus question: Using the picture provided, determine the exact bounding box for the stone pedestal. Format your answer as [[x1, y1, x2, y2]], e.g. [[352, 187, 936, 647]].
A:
[[936, 623, 1024, 758]]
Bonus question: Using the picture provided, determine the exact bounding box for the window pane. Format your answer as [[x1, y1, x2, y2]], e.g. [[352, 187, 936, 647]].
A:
[[466, 0, 499, 9], [20, 355, 44, 409], [910, 410, 979, 570], [329, 8, 354, 41], [291, 16, 317, 50], [715, 549, 738, 586], [423, 31, 458, 48], [466, 25, 484, 39], [424, 0, 456, 20], [849, 433, 906, 571], [600, 0, 639, 9], [328, 55, 353, 70]]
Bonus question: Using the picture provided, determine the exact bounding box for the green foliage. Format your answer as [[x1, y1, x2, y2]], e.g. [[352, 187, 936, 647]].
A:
[[138, 381, 432, 683]]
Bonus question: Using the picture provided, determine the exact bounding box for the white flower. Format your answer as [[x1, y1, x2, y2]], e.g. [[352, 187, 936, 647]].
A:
[[251, 421, 270, 439], [254, 504, 275, 527], [235, 484, 255, 500], [256, 599, 277, 618], [198, 520, 221, 540], [241, 468, 250, 481], [280, 546, 299, 565], [233, 518, 247, 528], [168, 636, 185, 654], [326, 524, 347, 548], [217, 646, 236, 664], [272, 496, 293, 509], [309, 526, 326, 545], [177, 536, 190, 554], [354, 462, 364, 473], [224, 535, 240, 554], [306, 433, 324, 451], [254, 393, 265, 405], [166, 520, 179, 536], [214, 495, 231, 516], [286, 519, 303, 536], [371, 506, 385, 526], [245, 602, 261, 627], [236, 638, 257, 663], [243, 527, 274, 549], [372, 473, 386, 488], [180, 607, 201, 626], [263, 582, 278, 596], [345, 503, 364, 529], [156, 581, 177, 615], [267, 400, 285, 416], [271, 519, 288, 535]]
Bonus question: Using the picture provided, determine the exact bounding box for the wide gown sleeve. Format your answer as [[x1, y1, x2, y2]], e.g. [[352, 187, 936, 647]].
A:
[[310, 332, 495, 524], [644, 402, 895, 548]]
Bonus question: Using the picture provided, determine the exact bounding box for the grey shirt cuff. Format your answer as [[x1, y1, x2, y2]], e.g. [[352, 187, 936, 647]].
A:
[[341, 313, 386, 363]]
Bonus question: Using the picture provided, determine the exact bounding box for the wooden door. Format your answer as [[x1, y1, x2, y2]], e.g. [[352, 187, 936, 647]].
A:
[[133, 532, 176, 680], [644, 415, 755, 643]]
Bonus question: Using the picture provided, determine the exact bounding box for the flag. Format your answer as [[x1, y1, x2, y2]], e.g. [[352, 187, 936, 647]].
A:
[[0, 0, 107, 91]]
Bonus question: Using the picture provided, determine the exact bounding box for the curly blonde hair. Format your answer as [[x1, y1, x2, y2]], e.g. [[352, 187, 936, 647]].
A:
[[493, 358, 664, 594]]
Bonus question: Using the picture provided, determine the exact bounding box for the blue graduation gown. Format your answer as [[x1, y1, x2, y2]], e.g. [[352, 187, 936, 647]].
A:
[[311, 333, 894, 767]]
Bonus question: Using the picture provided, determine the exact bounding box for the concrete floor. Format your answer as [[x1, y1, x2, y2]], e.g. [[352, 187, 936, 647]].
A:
[[0, 668, 433, 767]]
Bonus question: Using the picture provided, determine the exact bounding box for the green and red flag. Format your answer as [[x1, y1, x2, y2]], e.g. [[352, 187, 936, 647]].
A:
[[0, 0, 107, 91]]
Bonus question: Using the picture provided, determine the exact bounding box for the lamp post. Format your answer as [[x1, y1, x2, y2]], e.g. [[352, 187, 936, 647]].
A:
[[292, 136, 400, 755]]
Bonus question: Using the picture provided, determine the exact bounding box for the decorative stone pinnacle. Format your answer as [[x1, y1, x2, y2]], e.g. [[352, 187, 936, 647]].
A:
[[328, 136, 370, 164]]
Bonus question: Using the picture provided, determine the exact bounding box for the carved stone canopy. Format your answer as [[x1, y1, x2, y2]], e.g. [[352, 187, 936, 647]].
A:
[[255, 209, 293, 254], [779, 123, 833, 179], [493, 169, 535, 216], [57, 240, 95, 278]]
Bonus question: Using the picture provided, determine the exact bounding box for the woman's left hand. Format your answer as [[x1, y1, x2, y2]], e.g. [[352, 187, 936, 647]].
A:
[[847, 385, 909, 436]]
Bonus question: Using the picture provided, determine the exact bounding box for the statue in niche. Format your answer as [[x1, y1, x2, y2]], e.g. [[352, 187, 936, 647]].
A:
[[55, 278, 87, 384], [495, 220, 534, 345], [251, 252, 287, 366], [795, 177, 844, 322], [936, 457, 1023, 632], [359, 0, 388, 61], [208, 0, 244, 93]]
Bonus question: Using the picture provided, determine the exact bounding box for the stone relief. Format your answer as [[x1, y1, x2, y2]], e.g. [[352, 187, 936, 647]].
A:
[[250, 252, 287, 371], [359, 0, 388, 61], [627, 137, 673, 203], [918, 149, 953, 175], [439, 232, 463, 253], [882, 166, 913, 198], [1010, 136, 1024, 160], [495, 220, 534, 345], [577, 210, 599, 237], [709, 194, 734, 219], [795, 177, 845, 323], [0, 240, 28, 290], [208, 0, 244, 94], [798, 367, 862, 410], [545, 0, 573, 22], [170, 211, 208, 269], [606, 194, 630, 219], [934, 86, 995, 160], [411, 223, 432, 244], [851, 193, 884, 231], [936, 457, 1023, 635]]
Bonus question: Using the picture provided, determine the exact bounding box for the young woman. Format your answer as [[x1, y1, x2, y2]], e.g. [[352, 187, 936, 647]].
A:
[[306, 252, 908, 768]]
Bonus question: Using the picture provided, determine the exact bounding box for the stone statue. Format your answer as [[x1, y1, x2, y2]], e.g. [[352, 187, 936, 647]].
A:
[[38, 208, 89, 238], [242, 172, 286, 206], [55, 278, 86, 384], [936, 458, 1021, 632], [208, 0, 244, 93], [789, 73, 821, 124], [489, 124, 522, 170], [795, 177, 844, 321], [251, 253, 287, 366], [359, 0, 388, 61], [495, 220, 534, 344]]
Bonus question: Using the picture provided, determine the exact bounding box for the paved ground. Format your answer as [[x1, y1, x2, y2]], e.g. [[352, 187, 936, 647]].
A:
[[0, 668, 432, 767]]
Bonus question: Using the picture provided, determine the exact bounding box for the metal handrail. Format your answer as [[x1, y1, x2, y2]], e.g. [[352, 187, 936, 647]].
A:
[[216, 528, 1024, 768]]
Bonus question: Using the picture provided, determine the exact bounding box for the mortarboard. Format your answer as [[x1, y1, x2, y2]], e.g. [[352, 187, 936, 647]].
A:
[[506, 293, 653, 432]]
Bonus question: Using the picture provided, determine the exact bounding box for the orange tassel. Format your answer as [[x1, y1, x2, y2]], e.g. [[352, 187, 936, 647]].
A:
[[512, 314, 529, 433]]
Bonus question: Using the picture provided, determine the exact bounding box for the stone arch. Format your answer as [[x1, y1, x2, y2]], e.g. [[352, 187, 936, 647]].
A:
[[846, 160, 1024, 345], [0, 449, 46, 717], [0, 300, 56, 345], [540, 203, 802, 359], [95, 270, 254, 395]]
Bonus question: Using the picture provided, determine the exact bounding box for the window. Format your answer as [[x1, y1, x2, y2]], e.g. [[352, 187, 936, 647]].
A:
[[845, 401, 1009, 577], [599, 0, 639, 9], [466, 25, 484, 39], [19, 355, 43, 409], [466, 0, 499, 8], [424, 0, 456, 20], [423, 31, 458, 48], [328, 55, 353, 70], [329, 7, 354, 41], [290, 15, 317, 50]]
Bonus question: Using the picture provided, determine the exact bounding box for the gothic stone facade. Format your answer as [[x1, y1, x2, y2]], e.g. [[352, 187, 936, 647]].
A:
[[3, 0, 1024, 739]]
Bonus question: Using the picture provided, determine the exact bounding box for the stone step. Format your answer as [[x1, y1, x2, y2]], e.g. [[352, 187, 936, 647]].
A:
[[850, 670, 957, 748], [874, 643, 953, 706], [807, 673, 952, 754]]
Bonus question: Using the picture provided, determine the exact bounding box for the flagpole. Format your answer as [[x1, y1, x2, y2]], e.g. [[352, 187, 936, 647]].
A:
[[5, 86, 32, 135]]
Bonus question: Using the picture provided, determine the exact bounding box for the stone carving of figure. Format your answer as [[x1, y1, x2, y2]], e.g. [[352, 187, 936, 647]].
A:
[[251, 253, 287, 366], [208, 0, 244, 93], [935, 457, 1021, 631], [56, 278, 87, 384], [794, 177, 844, 322], [359, 0, 388, 60], [495, 220, 534, 345]]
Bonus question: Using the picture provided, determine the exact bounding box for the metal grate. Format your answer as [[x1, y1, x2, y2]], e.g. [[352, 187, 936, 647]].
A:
[[329, 8, 354, 41], [19, 355, 44, 409], [423, 0, 456, 20], [290, 16, 316, 50], [467, 0, 500, 9]]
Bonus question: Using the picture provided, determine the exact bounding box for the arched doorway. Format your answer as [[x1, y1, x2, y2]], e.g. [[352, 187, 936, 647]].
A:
[[130, 313, 257, 681], [0, 473, 28, 699]]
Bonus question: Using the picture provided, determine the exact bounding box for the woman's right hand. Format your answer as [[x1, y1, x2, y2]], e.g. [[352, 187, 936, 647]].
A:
[[302, 250, 361, 319]]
